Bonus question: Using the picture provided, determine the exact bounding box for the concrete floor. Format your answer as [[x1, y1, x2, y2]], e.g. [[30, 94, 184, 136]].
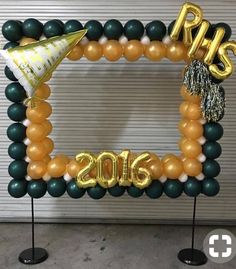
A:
[[0, 223, 235, 269]]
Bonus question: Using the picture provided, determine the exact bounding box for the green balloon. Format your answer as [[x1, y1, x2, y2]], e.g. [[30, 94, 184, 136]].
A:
[[2, 20, 23, 41], [204, 123, 224, 141], [127, 185, 144, 197], [3, 41, 19, 50], [7, 103, 26, 122], [108, 184, 126, 197], [164, 179, 183, 198], [47, 178, 66, 197], [145, 181, 163, 199], [87, 185, 106, 199], [104, 19, 123, 40], [145, 20, 166, 41], [67, 179, 85, 198], [184, 177, 201, 197], [5, 82, 26, 102], [8, 179, 27, 198], [8, 142, 26, 159], [43, 20, 63, 38], [202, 178, 220, 196], [7, 123, 26, 142], [124, 20, 144, 40], [27, 179, 47, 198], [168, 20, 183, 40], [53, 19, 64, 27], [4, 66, 17, 81], [85, 20, 103, 41], [203, 141, 222, 159], [23, 18, 43, 39], [64, 20, 83, 34], [8, 160, 28, 178], [203, 159, 221, 178]]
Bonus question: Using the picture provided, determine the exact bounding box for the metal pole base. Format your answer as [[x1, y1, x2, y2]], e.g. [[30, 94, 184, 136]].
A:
[[178, 248, 207, 266], [19, 247, 48, 265]]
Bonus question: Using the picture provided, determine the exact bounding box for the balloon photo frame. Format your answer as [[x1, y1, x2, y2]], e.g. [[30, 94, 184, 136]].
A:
[[3, 2, 234, 200]]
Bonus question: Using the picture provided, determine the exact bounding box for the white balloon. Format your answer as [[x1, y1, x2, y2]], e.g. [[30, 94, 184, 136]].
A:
[[199, 118, 207, 124], [159, 175, 167, 183], [196, 173, 204, 180], [119, 35, 128, 45], [25, 175, 32, 181], [42, 173, 51, 182], [64, 173, 72, 182], [197, 153, 206, 163], [22, 118, 31, 127], [197, 136, 206, 145], [23, 138, 31, 146], [141, 35, 150, 45], [24, 156, 31, 163], [80, 37, 89, 46], [98, 36, 108, 45], [162, 35, 172, 44], [178, 173, 188, 182]]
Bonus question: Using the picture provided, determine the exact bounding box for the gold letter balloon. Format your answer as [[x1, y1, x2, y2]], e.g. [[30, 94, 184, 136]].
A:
[[170, 2, 236, 79]]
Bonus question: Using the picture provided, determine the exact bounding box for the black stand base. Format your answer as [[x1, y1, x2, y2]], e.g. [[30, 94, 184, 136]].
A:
[[178, 248, 207, 266], [19, 247, 48, 265]]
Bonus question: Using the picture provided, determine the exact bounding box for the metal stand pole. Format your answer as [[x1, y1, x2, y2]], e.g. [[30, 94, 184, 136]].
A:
[[178, 197, 207, 266], [19, 197, 48, 264]]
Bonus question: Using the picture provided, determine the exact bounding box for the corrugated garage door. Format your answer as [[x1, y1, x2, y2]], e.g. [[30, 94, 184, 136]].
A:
[[0, 0, 235, 223]]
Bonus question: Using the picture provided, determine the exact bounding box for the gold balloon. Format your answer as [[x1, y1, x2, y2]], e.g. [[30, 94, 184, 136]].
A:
[[178, 137, 188, 150], [181, 139, 202, 158], [96, 151, 118, 188], [144, 41, 166, 61], [183, 120, 203, 139], [167, 41, 187, 62], [194, 47, 207, 61], [123, 40, 144, 61], [180, 85, 200, 104], [179, 101, 189, 116], [67, 159, 80, 177], [47, 157, 67, 177], [209, 41, 236, 80], [145, 152, 160, 164], [76, 152, 97, 188], [162, 154, 179, 164], [186, 103, 202, 120], [35, 83, 51, 100], [103, 40, 123, 61], [189, 21, 225, 65], [67, 44, 83, 61], [26, 101, 52, 123], [41, 137, 54, 154], [84, 41, 103, 61], [163, 157, 183, 179], [20, 37, 37, 46], [131, 152, 152, 189], [26, 142, 47, 161], [41, 120, 53, 136], [55, 154, 70, 164], [26, 122, 47, 142], [27, 160, 47, 179], [183, 158, 202, 176], [178, 118, 189, 134], [118, 150, 132, 186], [170, 2, 203, 46], [147, 159, 163, 179], [42, 155, 51, 164]]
